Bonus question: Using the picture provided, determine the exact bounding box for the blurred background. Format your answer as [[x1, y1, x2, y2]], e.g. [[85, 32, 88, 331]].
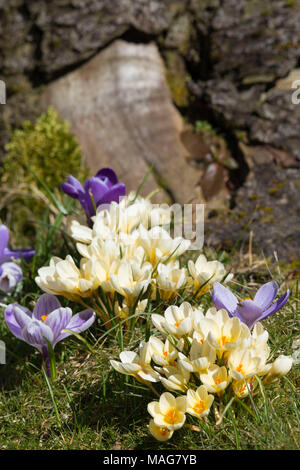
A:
[[0, 0, 299, 274]]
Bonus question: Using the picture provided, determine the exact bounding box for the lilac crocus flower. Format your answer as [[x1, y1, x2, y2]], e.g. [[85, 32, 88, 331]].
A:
[[212, 281, 289, 329], [5, 294, 96, 376], [0, 225, 35, 293], [61, 168, 126, 219]]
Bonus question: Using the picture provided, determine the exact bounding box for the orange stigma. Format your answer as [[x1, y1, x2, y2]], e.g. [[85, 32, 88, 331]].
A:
[[41, 314, 48, 323], [194, 401, 204, 415], [165, 408, 180, 425]]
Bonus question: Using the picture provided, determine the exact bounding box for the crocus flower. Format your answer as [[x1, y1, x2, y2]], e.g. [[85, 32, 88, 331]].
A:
[[61, 168, 126, 219], [212, 281, 289, 329], [0, 225, 35, 293], [5, 294, 95, 376]]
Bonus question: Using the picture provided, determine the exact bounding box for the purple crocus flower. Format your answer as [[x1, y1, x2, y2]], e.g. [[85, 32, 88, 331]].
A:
[[61, 168, 126, 219], [212, 281, 289, 329], [0, 225, 35, 293], [5, 294, 96, 376]]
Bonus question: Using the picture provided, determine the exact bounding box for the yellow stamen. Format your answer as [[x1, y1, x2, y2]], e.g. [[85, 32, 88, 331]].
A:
[[221, 335, 228, 345], [165, 408, 181, 425], [194, 401, 204, 415]]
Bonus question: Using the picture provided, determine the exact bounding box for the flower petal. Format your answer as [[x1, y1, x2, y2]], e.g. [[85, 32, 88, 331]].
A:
[[33, 294, 62, 321], [96, 183, 126, 206], [95, 168, 119, 185], [235, 300, 263, 328], [256, 290, 290, 323], [5, 304, 32, 340], [212, 282, 238, 315], [0, 225, 9, 258], [22, 320, 54, 352], [44, 307, 73, 345], [254, 281, 278, 310], [64, 309, 96, 336], [159, 392, 176, 414]]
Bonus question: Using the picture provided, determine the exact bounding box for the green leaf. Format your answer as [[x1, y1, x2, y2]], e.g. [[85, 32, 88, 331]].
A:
[[23, 163, 69, 215]]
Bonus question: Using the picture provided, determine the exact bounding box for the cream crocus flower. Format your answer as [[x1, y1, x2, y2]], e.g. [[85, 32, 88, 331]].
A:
[[228, 347, 268, 381], [149, 336, 180, 367], [186, 385, 214, 419], [196, 308, 242, 357], [263, 355, 293, 385], [148, 419, 174, 441], [110, 260, 152, 305], [151, 302, 194, 338], [188, 254, 233, 296], [200, 365, 230, 394], [182, 338, 216, 374], [147, 392, 187, 431], [155, 262, 188, 300], [138, 225, 190, 266], [92, 196, 154, 238], [79, 256, 119, 293], [35, 255, 93, 299], [158, 362, 190, 392], [110, 342, 160, 383]]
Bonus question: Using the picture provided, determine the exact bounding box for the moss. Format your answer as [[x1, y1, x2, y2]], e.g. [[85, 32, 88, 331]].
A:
[[194, 120, 216, 135], [164, 51, 190, 108], [248, 194, 258, 200], [263, 207, 273, 213], [285, 0, 296, 7], [166, 70, 190, 107], [260, 215, 275, 224], [2, 106, 87, 191]]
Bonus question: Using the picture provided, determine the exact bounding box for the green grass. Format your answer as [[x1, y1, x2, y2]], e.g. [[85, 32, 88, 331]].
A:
[[0, 196, 299, 450]]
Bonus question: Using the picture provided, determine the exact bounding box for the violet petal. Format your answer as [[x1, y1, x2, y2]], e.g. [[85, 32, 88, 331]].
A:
[[5, 304, 32, 340], [257, 290, 290, 322], [22, 320, 54, 352], [212, 282, 238, 315], [0, 225, 9, 258], [33, 294, 62, 321], [44, 307, 73, 345], [254, 281, 278, 310], [234, 300, 263, 329], [95, 168, 118, 185]]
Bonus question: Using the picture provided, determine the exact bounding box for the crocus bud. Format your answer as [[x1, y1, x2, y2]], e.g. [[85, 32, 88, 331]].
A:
[[263, 355, 293, 385]]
